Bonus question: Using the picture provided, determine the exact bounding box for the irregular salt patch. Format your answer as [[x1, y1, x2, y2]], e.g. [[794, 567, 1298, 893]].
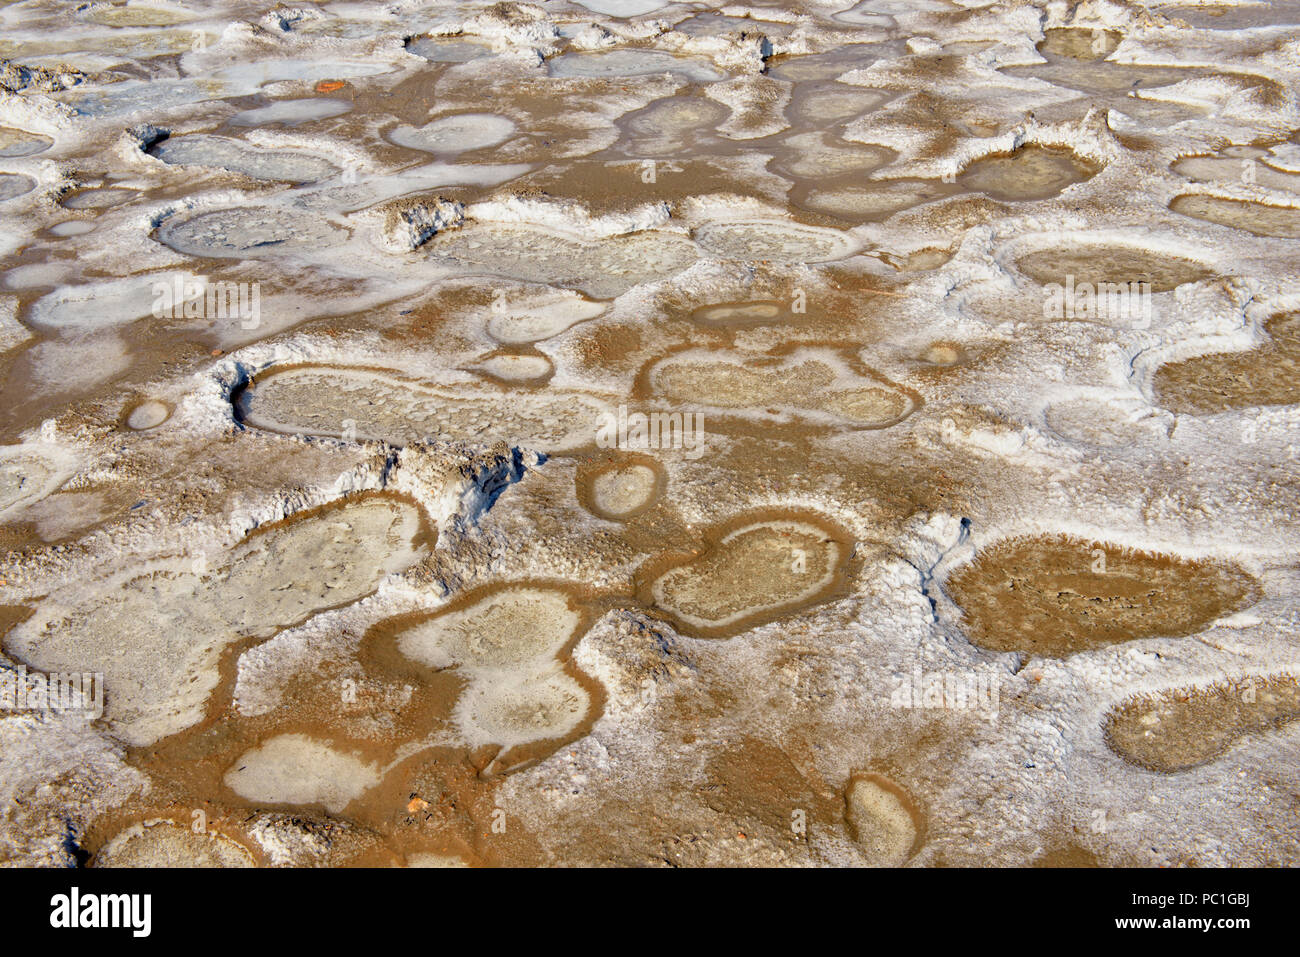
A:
[[96, 821, 254, 868], [773, 133, 893, 179], [1044, 396, 1164, 447], [86, 5, 194, 26], [790, 85, 893, 124], [457, 669, 591, 751], [26, 273, 198, 332], [224, 734, 382, 814], [239, 365, 612, 454], [229, 99, 352, 127], [388, 114, 516, 154], [641, 513, 853, 638], [398, 586, 581, 671], [1105, 675, 1300, 772], [845, 773, 923, 866], [5, 496, 428, 745], [151, 134, 339, 183], [944, 535, 1259, 657]]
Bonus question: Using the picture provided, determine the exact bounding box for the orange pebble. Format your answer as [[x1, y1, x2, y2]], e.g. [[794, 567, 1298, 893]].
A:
[[316, 80, 345, 93]]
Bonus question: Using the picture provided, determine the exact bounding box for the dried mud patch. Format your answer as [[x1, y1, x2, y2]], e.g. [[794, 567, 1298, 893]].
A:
[[1105, 674, 1300, 772], [944, 535, 1259, 657]]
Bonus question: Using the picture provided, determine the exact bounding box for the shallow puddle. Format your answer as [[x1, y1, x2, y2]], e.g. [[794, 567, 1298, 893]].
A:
[[229, 98, 353, 128], [388, 113, 516, 155], [548, 50, 724, 83]]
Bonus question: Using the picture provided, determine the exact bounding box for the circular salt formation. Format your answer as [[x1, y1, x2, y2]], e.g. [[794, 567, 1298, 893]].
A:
[[920, 342, 963, 365], [458, 670, 592, 749], [229, 99, 352, 127], [476, 352, 553, 385], [958, 145, 1097, 202], [690, 300, 787, 327], [845, 774, 922, 866], [0, 173, 36, 203], [1170, 194, 1300, 239], [693, 220, 859, 264], [486, 296, 606, 343], [0, 127, 52, 157], [49, 220, 95, 237], [125, 399, 170, 430], [1013, 242, 1215, 292], [801, 180, 953, 221], [583, 461, 662, 520], [548, 49, 723, 82], [388, 114, 516, 154], [407, 37, 492, 63], [61, 188, 135, 210], [95, 821, 254, 868], [151, 134, 339, 183], [643, 513, 853, 638], [156, 207, 347, 259], [223, 734, 382, 814], [397, 585, 582, 671]]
